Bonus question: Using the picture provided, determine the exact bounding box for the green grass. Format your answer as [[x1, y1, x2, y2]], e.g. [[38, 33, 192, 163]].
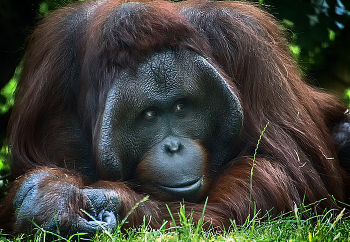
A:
[[1, 202, 350, 241]]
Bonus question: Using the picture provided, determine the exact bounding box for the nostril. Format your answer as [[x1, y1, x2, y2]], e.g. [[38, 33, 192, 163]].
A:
[[165, 140, 182, 154]]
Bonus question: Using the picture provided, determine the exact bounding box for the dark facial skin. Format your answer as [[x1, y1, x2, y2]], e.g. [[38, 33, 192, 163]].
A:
[[98, 49, 243, 201]]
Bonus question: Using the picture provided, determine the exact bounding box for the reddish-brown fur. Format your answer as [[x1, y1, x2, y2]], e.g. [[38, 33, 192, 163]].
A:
[[0, 0, 349, 234]]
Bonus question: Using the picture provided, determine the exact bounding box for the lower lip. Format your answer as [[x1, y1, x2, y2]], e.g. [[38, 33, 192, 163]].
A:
[[157, 177, 203, 194]]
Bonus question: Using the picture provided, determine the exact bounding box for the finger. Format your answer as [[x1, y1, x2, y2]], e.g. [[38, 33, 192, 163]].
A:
[[98, 210, 118, 228]]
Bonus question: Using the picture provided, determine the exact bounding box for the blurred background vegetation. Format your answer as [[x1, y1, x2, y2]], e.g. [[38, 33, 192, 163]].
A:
[[0, 0, 350, 181]]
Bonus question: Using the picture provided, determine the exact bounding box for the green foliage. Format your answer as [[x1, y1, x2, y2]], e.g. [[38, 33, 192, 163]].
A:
[[0, 64, 17, 177], [264, 0, 350, 64], [0, 66, 18, 177], [39, 0, 86, 16], [262, 0, 349, 69], [344, 88, 350, 107], [0, 146, 10, 176], [261, 0, 350, 101], [0, 65, 18, 114]]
